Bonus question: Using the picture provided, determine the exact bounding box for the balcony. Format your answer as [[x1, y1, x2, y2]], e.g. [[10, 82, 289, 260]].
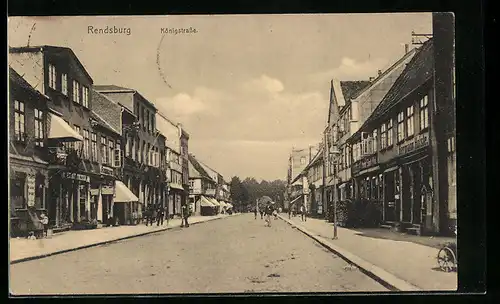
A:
[[169, 160, 182, 172]]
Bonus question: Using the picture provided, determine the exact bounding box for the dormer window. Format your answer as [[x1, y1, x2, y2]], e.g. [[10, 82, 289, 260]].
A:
[[48, 64, 57, 90]]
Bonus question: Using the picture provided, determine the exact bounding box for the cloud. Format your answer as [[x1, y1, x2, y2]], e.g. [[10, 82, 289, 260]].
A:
[[310, 57, 389, 82], [241, 74, 284, 95]]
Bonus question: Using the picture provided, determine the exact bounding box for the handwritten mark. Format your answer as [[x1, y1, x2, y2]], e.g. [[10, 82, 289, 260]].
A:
[[156, 33, 172, 89], [27, 23, 36, 47]]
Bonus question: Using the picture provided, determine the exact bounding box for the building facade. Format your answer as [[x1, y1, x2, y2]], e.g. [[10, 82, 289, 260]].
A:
[[95, 85, 165, 217], [188, 154, 219, 215], [285, 146, 318, 212]]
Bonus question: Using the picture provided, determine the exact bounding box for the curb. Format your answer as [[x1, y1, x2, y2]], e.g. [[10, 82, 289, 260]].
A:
[[278, 215, 421, 292], [10, 214, 240, 265]]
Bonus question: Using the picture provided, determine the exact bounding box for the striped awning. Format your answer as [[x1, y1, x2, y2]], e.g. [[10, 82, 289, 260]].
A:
[[199, 196, 215, 207], [114, 181, 139, 203], [209, 197, 220, 206]]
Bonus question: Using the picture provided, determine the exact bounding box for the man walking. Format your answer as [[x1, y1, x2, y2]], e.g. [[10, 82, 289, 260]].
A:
[[181, 203, 190, 228], [300, 205, 307, 222], [264, 203, 274, 227], [254, 207, 258, 220], [156, 204, 164, 226]]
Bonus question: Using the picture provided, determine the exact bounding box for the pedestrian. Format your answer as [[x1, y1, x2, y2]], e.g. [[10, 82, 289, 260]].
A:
[[156, 204, 164, 226], [264, 203, 274, 227], [40, 211, 49, 238], [181, 203, 190, 227], [254, 207, 258, 219], [260, 209, 264, 219], [288, 208, 292, 219], [300, 205, 307, 222]]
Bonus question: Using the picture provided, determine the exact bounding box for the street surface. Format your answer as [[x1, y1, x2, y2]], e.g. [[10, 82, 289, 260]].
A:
[[10, 214, 387, 294]]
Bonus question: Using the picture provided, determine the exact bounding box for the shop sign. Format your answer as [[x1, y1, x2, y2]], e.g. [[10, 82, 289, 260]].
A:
[[101, 165, 115, 176], [101, 186, 114, 195], [205, 189, 216, 196], [27, 175, 36, 207], [398, 132, 429, 156], [352, 153, 378, 176], [62, 172, 90, 183], [90, 189, 99, 196]]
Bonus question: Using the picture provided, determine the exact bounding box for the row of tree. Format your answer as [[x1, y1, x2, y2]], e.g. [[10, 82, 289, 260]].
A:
[[229, 177, 287, 211]]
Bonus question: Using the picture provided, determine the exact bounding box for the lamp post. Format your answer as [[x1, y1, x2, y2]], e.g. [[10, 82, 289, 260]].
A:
[[329, 144, 341, 240]]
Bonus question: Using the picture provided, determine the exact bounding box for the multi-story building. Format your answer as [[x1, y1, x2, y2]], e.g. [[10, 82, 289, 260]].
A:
[[188, 154, 219, 215], [91, 90, 139, 225], [324, 47, 417, 220], [9, 67, 53, 236], [95, 85, 165, 216], [180, 127, 190, 211], [285, 146, 319, 212], [346, 39, 442, 235], [198, 161, 228, 212], [10, 45, 110, 229]]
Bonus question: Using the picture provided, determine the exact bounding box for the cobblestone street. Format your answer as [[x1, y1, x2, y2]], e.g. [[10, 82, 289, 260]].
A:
[[10, 214, 387, 295]]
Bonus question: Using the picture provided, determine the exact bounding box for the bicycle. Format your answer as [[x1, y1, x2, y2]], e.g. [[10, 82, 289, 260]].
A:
[[436, 225, 457, 272]]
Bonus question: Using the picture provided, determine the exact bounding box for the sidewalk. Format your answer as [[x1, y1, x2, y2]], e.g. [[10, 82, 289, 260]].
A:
[[10, 214, 236, 264], [280, 215, 457, 291]]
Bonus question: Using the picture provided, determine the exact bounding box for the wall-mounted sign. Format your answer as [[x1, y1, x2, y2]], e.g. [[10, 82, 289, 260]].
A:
[[62, 172, 90, 183], [27, 175, 36, 207], [101, 186, 114, 195], [101, 165, 115, 176], [398, 132, 429, 156], [352, 153, 378, 176]]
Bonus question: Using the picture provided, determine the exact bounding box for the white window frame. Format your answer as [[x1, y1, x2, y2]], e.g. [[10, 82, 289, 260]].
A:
[[61, 73, 68, 95], [34, 108, 44, 147], [397, 111, 405, 143], [73, 80, 81, 104], [387, 119, 393, 146], [420, 95, 429, 131], [82, 86, 89, 108], [48, 64, 57, 90], [406, 105, 415, 138]]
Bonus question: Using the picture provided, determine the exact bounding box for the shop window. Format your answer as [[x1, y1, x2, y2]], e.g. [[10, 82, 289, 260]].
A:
[[406, 105, 415, 138], [397, 111, 405, 143], [13, 100, 26, 142], [35, 174, 45, 209], [79, 184, 88, 220], [387, 119, 394, 146], [61, 73, 68, 95], [372, 176, 378, 200], [420, 95, 429, 131], [10, 173, 26, 210], [34, 108, 44, 147]]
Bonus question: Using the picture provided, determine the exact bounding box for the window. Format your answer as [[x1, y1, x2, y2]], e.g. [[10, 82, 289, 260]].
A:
[[34, 108, 44, 147], [189, 180, 194, 189], [48, 64, 57, 90], [101, 136, 107, 165], [73, 80, 80, 103], [91, 132, 97, 161], [114, 140, 121, 168], [397, 111, 405, 143], [380, 124, 387, 150], [108, 139, 114, 165], [387, 119, 393, 146], [142, 108, 146, 130], [146, 143, 151, 165], [10, 173, 26, 210], [142, 141, 146, 163], [372, 129, 378, 152], [300, 157, 306, 165], [82, 86, 89, 108], [406, 105, 415, 137], [61, 73, 68, 95], [74, 126, 81, 150], [83, 129, 90, 159], [420, 95, 429, 130], [13, 100, 26, 141]]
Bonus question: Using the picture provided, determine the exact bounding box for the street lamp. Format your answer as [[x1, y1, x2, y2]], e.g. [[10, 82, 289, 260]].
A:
[[329, 144, 341, 240]]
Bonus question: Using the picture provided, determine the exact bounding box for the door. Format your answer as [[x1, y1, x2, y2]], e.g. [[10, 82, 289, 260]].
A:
[[401, 166, 412, 222], [412, 164, 422, 224], [384, 171, 396, 222]]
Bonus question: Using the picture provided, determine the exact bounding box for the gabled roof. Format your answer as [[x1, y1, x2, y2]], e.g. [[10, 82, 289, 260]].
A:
[[90, 111, 121, 136], [357, 39, 434, 134], [9, 45, 94, 83], [327, 80, 370, 124], [291, 147, 324, 184], [9, 67, 50, 100], [188, 154, 213, 181], [93, 84, 135, 92], [341, 81, 372, 102]]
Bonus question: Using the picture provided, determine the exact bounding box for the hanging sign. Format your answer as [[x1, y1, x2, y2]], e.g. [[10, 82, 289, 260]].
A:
[[27, 175, 36, 207]]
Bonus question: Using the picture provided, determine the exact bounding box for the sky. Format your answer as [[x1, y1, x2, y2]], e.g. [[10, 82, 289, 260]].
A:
[[8, 14, 432, 181]]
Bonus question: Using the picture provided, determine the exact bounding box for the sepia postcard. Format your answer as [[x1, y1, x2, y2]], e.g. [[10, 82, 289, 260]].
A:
[[8, 13, 457, 295]]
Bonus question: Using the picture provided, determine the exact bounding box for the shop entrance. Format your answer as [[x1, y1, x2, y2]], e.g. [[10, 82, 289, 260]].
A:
[[384, 171, 397, 222], [401, 166, 412, 223]]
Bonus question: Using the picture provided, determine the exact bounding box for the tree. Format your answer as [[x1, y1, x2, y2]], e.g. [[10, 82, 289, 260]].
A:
[[230, 176, 249, 210]]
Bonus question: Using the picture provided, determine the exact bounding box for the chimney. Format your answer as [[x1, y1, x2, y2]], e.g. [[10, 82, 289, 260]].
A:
[[405, 43, 409, 54], [378, 70, 382, 76]]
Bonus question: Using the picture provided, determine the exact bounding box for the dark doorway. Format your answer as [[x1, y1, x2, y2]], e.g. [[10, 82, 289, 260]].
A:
[[384, 171, 397, 222]]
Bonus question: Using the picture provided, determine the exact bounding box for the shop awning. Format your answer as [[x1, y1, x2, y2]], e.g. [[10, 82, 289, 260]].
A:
[[209, 198, 220, 206], [48, 113, 83, 142], [114, 181, 139, 203], [384, 166, 399, 173], [199, 196, 215, 207], [226, 203, 233, 209]]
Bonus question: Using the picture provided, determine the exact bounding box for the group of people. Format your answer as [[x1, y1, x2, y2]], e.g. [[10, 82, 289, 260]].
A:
[[288, 205, 307, 222], [253, 203, 278, 227], [143, 203, 191, 228]]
